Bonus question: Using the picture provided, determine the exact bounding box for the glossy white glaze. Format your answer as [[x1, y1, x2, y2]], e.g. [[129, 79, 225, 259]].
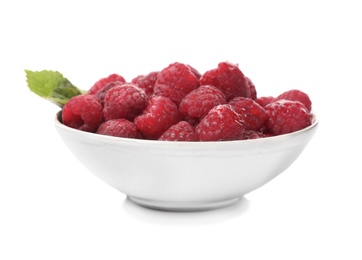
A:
[[55, 112, 318, 211]]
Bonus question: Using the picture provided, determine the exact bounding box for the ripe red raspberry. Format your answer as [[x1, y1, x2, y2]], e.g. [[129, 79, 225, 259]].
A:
[[153, 62, 200, 105], [95, 81, 124, 106], [245, 77, 257, 100], [195, 104, 244, 141], [96, 119, 142, 139], [229, 97, 266, 131], [276, 89, 312, 111], [62, 94, 103, 132], [134, 96, 181, 139], [103, 83, 148, 121], [179, 85, 227, 119], [159, 121, 197, 141], [199, 61, 248, 101], [88, 74, 126, 95], [131, 71, 160, 96], [255, 96, 275, 108], [265, 100, 312, 135]]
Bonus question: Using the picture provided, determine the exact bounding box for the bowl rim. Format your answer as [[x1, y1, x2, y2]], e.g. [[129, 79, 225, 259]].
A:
[[54, 110, 318, 146]]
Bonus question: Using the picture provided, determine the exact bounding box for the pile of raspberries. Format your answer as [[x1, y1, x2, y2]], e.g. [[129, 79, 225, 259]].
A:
[[62, 61, 312, 141]]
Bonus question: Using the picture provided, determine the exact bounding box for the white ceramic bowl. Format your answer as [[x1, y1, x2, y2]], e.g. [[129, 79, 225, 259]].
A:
[[55, 111, 318, 211]]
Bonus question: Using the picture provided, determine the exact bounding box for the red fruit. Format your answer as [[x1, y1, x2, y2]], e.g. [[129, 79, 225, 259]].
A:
[[256, 96, 275, 108], [96, 119, 142, 139], [159, 121, 197, 141], [153, 62, 200, 105], [195, 104, 244, 141], [103, 83, 148, 121], [265, 100, 312, 135], [95, 81, 124, 106], [229, 97, 266, 131], [182, 115, 200, 127], [88, 74, 126, 95], [240, 130, 267, 140], [131, 71, 160, 96], [134, 96, 181, 139], [245, 77, 257, 100], [276, 89, 312, 111], [199, 61, 248, 100], [62, 94, 103, 132], [187, 64, 202, 79], [179, 85, 227, 119]]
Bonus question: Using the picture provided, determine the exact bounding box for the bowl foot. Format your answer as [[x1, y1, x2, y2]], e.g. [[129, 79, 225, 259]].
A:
[[127, 196, 241, 212]]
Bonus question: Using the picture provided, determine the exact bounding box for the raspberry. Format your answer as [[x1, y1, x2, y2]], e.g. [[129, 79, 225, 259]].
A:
[[96, 119, 142, 139], [179, 85, 227, 119], [187, 64, 202, 79], [153, 62, 200, 105], [195, 104, 244, 141], [62, 94, 103, 132], [276, 89, 312, 111], [159, 121, 197, 141], [88, 74, 126, 95], [245, 77, 257, 100], [95, 81, 124, 106], [134, 96, 181, 139], [199, 61, 248, 100], [255, 96, 275, 108], [182, 115, 200, 127], [229, 97, 266, 131], [131, 71, 160, 96], [265, 100, 312, 135], [103, 83, 148, 121], [240, 130, 268, 140]]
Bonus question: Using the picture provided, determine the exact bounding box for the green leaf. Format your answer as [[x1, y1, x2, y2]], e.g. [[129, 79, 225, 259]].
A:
[[25, 70, 84, 108]]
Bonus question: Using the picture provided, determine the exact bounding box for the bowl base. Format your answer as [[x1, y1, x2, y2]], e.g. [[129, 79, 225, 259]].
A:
[[127, 196, 241, 212]]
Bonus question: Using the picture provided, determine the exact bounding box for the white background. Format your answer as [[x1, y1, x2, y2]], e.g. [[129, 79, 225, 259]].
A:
[[1, 0, 361, 259]]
